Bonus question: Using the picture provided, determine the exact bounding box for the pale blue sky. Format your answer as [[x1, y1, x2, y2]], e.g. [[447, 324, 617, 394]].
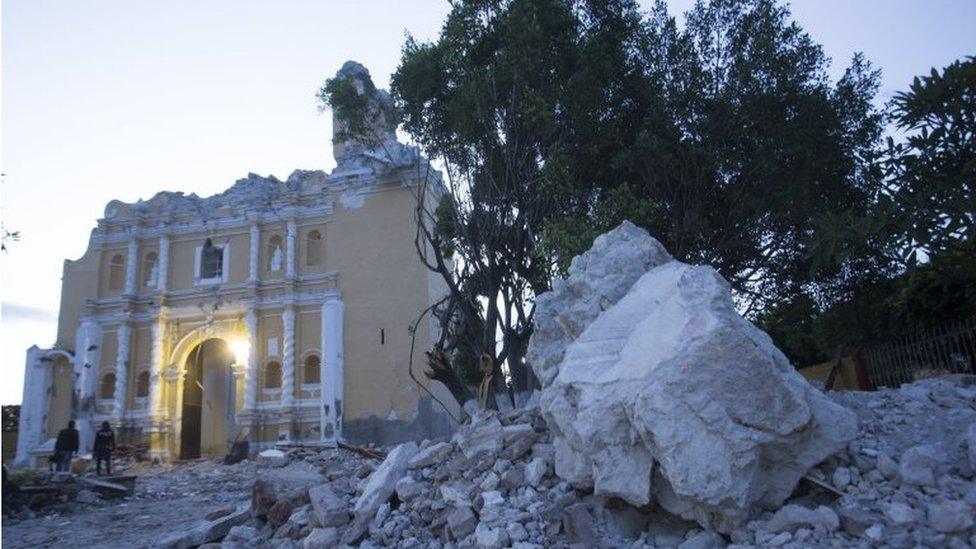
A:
[[2, 0, 973, 404]]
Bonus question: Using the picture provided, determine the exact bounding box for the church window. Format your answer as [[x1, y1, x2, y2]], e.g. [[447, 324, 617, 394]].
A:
[[200, 239, 223, 280], [136, 370, 150, 397], [108, 254, 125, 291], [304, 354, 321, 385], [268, 235, 284, 272], [143, 252, 158, 288], [100, 372, 116, 399], [305, 230, 323, 266], [265, 360, 282, 389]]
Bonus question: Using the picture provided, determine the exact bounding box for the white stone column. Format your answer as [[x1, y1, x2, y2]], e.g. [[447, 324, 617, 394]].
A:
[[124, 238, 139, 295], [114, 323, 132, 419], [15, 347, 52, 467], [282, 305, 296, 409], [148, 311, 167, 418], [286, 219, 297, 279], [321, 298, 344, 441], [243, 307, 259, 411], [249, 223, 260, 282], [73, 320, 102, 454], [157, 234, 170, 292]]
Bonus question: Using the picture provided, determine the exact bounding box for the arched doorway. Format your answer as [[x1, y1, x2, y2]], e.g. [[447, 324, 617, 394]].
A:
[[180, 338, 236, 459]]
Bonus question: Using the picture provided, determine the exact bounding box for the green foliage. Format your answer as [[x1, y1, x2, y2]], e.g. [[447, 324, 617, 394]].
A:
[[885, 56, 976, 259], [762, 252, 976, 366]]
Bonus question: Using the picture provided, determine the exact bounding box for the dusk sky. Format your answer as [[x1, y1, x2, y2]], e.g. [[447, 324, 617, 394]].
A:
[[2, 0, 974, 405]]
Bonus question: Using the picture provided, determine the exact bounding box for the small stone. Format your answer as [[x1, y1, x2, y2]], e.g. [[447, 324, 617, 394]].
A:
[[562, 503, 595, 547], [899, 445, 939, 487], [864, 524, 884, 541], [257, 448, 289, 467], [765, 532, 792, 547], [837, 506, 877, 538], [480, 472, 500, 492], [267, 499, 294, 528], [831, 467, 852, 489], [928, 500, 975, 533], [766, 505, 839, 533], [678, 530, 726, 549], [474, 522, 510, 548], [303, 527, 338, 548], [395, 477, 423, 501], [447, 505, 477, 539], [500, 468, 524, 491], [877, 452, 899, 480], [408, 441, 453, 469], [524, 458, 548, 488], [884, 501, 916, 526], [507, 521, 528, 542]]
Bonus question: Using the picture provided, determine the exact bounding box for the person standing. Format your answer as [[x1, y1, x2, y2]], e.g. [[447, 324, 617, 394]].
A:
[[53, 420, 79, 472], [93, 421, 116, 476]]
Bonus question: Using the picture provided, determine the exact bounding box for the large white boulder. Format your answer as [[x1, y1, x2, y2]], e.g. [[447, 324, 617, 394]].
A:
[[529, 222, 858, 532]]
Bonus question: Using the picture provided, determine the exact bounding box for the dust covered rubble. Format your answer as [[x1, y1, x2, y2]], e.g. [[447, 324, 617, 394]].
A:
[[163, 376, 975, 548], [151, 222, 976, 548]]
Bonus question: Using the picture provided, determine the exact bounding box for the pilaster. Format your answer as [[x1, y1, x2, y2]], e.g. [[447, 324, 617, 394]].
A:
[[114, 322, 132, 420], [286, 218, 297, 279], [157, 234, 170, 292], [124, 237, 138, 296]]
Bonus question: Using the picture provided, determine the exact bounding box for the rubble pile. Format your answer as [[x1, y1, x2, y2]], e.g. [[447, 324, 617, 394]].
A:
[[5, 222, 975, 548]]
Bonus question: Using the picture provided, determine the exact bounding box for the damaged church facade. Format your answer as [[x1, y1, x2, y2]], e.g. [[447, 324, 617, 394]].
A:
[[15, 62, 456, 467]]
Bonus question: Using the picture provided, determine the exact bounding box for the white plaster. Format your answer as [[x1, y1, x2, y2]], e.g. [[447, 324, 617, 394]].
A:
[[15, 347, 51, 466], [248, 223, 260, 282], [286, 218, 297, 278], [157, 234, 169, 291], [321, 298, 344, 441], [124, 238, 139, 295], [114, 323, 132, 419], [244, 307, 259, 411], [281, 305, 296, 409]]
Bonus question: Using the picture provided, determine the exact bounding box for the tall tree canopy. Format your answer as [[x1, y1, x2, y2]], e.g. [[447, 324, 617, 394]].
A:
[[322, 0, 912, 407]]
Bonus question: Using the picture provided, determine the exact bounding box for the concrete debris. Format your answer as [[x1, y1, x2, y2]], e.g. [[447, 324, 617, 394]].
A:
[[530, 222, 858, 532], [4, 224, 975, 548]]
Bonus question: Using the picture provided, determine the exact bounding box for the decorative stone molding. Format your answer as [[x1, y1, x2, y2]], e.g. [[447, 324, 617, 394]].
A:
[[282, 305, 296, 409], [286, 218, 297, 279]]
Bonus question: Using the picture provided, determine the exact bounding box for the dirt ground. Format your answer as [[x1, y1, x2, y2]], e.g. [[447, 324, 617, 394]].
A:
[[2, 459, 263, 549]]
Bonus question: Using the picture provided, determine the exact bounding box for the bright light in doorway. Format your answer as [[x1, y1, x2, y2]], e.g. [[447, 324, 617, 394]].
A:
[[230, 338, 250, 365]]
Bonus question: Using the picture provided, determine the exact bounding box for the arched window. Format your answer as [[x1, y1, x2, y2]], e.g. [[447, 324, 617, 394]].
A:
[[143, 252, 158, 288], [268, 235, 284, 272], [108, 254, 125, 291], [135, 370, 150, 397], [304, 354, 321, 385], [100, 372, 116, 399], [265, 360, 282, 389], [305, 230, 323, 267]]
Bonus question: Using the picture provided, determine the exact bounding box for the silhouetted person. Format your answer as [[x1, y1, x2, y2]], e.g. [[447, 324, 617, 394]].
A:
[[54, 420, 79, 472], [93, 421, 116, 476]]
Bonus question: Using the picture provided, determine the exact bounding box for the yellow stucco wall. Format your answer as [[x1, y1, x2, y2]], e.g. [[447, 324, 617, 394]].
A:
[[798, 356, 861, 391]]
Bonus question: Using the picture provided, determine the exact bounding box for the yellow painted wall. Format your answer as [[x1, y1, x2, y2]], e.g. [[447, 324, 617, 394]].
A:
[[799, 356, 861, 391]]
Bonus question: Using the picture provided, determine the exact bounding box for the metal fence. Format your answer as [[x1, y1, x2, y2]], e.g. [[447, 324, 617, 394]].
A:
[[863, 317, 976, 389]]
